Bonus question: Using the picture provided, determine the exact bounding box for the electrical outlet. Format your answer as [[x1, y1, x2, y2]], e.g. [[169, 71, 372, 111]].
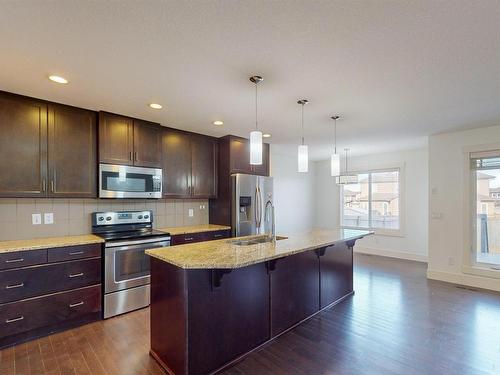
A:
[[44, 213, 54, 224], [188, 209, 194, 217], [32, 213, 42, 225], [199, 204, 206, 210]]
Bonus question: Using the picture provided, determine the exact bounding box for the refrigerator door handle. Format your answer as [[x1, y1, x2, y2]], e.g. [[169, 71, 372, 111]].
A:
[[255, 185, 262, 229]]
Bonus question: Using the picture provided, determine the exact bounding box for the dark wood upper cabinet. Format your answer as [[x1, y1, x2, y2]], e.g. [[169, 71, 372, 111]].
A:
[[227, 135, 270, 176], [161, 128, 217, 199], [98, 112, 134, 165], [99, 112, 161, 168], [191, 134, 217, 198], [133, 119, 161, 168], [162, 128, 192, 197], [0, 92, 48, 197], [48, 104, 97, 197]]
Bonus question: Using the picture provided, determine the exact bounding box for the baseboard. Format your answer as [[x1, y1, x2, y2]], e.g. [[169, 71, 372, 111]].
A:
[[354, 245, 428, 263], [427, 269, 500, 293]]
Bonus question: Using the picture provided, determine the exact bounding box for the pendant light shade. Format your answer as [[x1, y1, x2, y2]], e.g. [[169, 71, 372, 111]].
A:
[[250, 130, 263, 165], [249, 75, 263, 165], [330, 115, 341, 177], [335, 148, 358, 184], [298, 144, 309, 173], [297, 99, 309, 173]]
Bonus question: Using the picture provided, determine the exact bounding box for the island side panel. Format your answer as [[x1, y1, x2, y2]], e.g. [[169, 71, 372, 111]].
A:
[[150, 258, 189, 375], [319, 241, 354, 309], [187, 264, 270, 375], [269, 250, 320, 337]]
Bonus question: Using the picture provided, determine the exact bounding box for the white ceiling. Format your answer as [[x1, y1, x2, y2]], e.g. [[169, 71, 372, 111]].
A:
[[1, 1, 500, 160]]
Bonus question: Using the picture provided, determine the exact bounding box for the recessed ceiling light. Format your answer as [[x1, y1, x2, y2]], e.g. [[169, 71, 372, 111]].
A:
[[149, 103, 162, 110], [48, 75, 68, 84], [263, 133, 271, 138], [213, 120, 224, 126]]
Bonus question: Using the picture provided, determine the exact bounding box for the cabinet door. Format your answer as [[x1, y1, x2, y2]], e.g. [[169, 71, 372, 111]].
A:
[[48, 104, 97, 197], [229, 137, 253, 174], [0, 93, 47, 197], [133, 120, 161, 168], [319, 243, 353, 308], [191, 134, 217, 198], [98, 112, 134, 165], [251, 142, 270, 176], [162, 128, 192, 197]]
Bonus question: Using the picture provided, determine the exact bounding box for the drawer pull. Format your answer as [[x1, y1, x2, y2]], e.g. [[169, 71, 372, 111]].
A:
[[68, 272, 84, 278], [68, 251, 84, 256], [5, 258, 24, 263], [69, 301, 84, 308], [185, 237, 194, 241], [213, 234, 223, 238], [6, 316, 24, 323], [5, 282, 24, 289]]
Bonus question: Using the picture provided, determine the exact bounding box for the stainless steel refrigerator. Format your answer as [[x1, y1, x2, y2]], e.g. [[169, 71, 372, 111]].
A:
[[232, 173, 274, 237]]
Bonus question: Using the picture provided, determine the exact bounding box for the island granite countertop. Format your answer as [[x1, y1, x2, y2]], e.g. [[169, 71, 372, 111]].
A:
[[146, 228, 371, 269]]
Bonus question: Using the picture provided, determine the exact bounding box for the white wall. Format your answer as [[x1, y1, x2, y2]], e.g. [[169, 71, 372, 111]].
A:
[[314, 148, 429, 262], [428, 125, 500, 292], [270, 146, 316, 235]]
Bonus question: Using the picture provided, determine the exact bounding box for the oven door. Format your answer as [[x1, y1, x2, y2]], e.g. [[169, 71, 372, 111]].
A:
[[99, 164, 162, 198], [104, 237, 170, 293]]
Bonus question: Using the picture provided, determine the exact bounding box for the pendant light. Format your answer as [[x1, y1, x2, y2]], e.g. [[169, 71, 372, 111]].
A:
[[249, 75, 263, 165], [330, 115, 341, 177], [297, 99, 309, 173], [336, 148, 358, 184]]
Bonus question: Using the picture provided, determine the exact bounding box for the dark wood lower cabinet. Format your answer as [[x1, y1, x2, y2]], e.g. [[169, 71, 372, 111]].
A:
[[150, 240, 357, 375], [170, 230, 231, 245], [0, 244, 103, 349]]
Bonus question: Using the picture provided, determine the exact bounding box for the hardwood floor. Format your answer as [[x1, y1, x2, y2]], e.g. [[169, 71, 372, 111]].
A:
[[2, 253, 500, 375]]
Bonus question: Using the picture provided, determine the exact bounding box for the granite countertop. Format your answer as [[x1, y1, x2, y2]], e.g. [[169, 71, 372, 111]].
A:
[[159, 224, 231, 236], [146, 228, 371, 269], [0, 234, 104, 254]]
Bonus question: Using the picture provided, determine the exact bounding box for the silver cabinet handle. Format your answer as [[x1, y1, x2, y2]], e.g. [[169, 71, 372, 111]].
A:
[[50, 180, 55, 193], [69, 301, 84, 308], [129, 151, 133, 161], [5, 258, 24, 263], [134, 152, 138, 161], [68, 251, 84, 256], [6, 282, 24, 289], [213, 234, 223, 238], [68, 272, 84, 278], [6, 316, 24, 323], [185, 237, 194, 241], [42, 179, 46, 192]]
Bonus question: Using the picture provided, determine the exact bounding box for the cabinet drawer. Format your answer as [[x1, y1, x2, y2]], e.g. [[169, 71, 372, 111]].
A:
[[0, 285, 100, 338], [171, 232, 205, 245], [0, 250, 47, 271], [204, 230, 231, 241], [0, 258, 101, 304], [48, 243, 101, 262]]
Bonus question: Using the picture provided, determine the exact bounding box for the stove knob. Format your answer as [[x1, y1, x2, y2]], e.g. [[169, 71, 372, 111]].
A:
[[144, 215, 149, 219], [138, 215, 143, 219], [106, 216, 112, 221], [98, 217, 104, 221]]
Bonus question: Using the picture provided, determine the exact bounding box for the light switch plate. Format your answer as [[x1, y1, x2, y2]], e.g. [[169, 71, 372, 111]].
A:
[[188, 209, 194, 217], [32, 213, 42, 225], [44, 213, 54, 224]]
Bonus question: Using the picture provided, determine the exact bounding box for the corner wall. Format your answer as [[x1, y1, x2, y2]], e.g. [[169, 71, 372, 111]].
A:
[[314, 148, 429, 262]]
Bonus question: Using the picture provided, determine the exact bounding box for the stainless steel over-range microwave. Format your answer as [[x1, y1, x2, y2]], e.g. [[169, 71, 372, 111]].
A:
[[99, 164, 162, 198]]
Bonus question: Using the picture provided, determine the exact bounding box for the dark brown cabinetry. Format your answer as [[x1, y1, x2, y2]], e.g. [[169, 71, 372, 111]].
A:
[[162, 128, 217, 198], [319, 243, 354, 308], [0, 243, 102, 349], [0, 91, 97, 198], [99, 112, 161, 168], [170, 229, 230, 246]]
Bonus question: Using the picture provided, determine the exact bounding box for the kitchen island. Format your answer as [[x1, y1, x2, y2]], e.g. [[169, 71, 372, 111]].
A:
[[146, 229, 371, 375]]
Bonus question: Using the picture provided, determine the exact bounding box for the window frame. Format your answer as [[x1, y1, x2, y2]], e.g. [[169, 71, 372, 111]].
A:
[[340, 166, 405, 236]]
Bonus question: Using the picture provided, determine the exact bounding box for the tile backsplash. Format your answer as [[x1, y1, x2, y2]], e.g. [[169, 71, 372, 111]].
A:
[[0, 198, 209, 241]]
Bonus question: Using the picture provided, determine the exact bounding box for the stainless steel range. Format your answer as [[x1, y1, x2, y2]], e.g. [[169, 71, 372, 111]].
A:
[[91, 210, 170, 318]]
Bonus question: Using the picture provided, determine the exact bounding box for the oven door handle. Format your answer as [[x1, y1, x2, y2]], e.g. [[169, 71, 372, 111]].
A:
[[105, 237, 171, 248]]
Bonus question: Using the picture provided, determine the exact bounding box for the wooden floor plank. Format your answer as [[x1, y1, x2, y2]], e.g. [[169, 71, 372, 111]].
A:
[[1, 254, 500, 375]]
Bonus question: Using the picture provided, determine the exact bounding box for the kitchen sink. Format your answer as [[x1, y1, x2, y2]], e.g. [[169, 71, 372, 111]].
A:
[[229, 236, 287, 246]]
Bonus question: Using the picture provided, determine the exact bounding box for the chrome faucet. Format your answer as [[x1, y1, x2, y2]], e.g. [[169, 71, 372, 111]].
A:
[[264, 200, 275, 242]]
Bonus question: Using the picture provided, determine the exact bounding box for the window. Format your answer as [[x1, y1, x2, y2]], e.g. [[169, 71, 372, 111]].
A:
[[341, 169, 401, 233], [470, 154, 500, 266]]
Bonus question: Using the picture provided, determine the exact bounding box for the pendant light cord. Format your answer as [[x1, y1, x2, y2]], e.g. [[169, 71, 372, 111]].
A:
[[334, 118, 337, 154], [255, 83, 258, 131], [301, 103, 304, 145]]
